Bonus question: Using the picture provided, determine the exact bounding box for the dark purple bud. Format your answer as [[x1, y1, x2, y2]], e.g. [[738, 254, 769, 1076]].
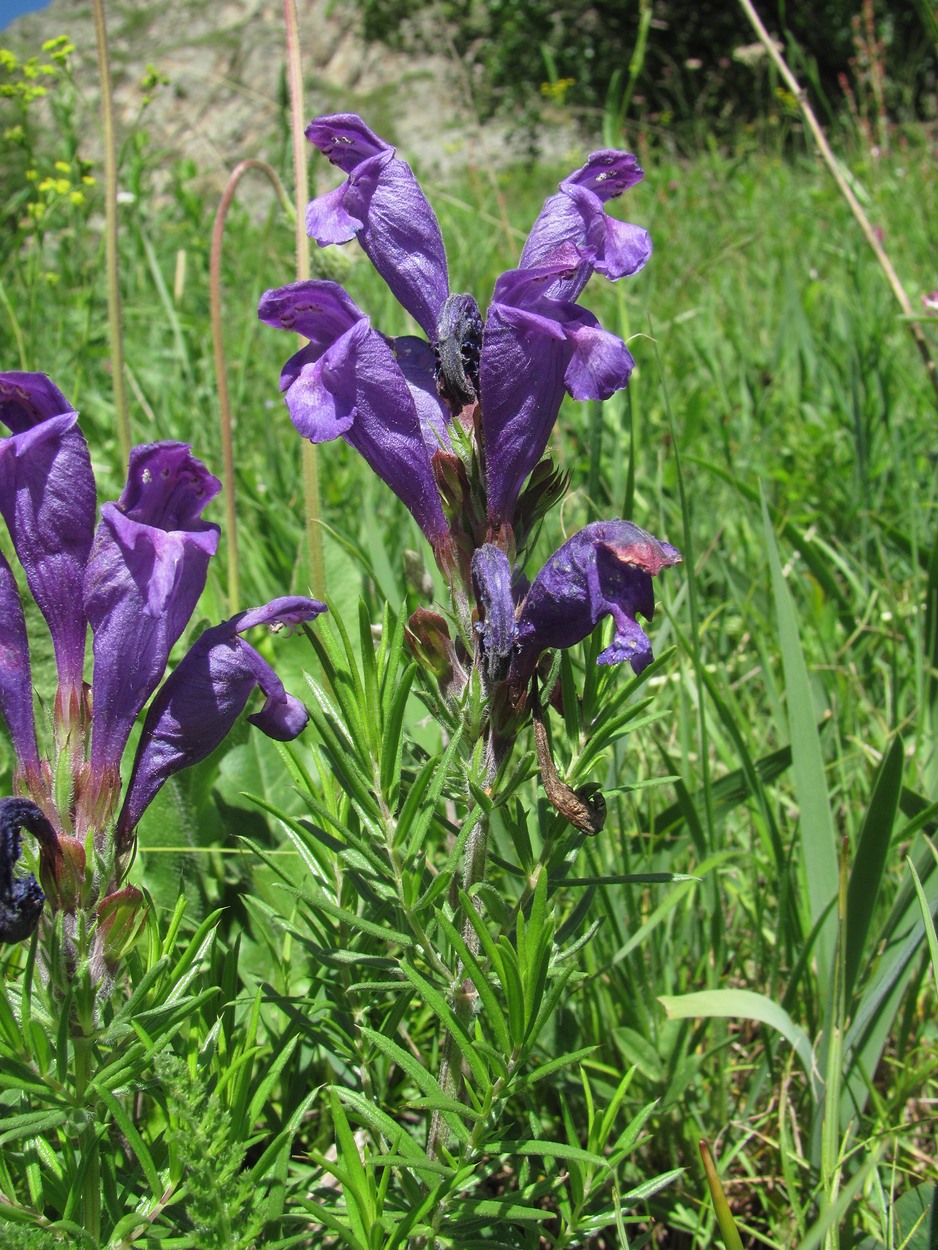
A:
[[305, 113, 450, 338], [84, 443, 221, 780], [0, 373, 95, 702], [116, 596, 326, 845], [0, 797, 58, 943], [259, 280, 450, 548], [519, 149, 652, 303], [511, 520, 681, 691], [471, 544, 516, 686]]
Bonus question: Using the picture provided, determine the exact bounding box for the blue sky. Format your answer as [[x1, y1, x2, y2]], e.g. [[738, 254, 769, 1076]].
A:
[[1, 0, 51, 32]]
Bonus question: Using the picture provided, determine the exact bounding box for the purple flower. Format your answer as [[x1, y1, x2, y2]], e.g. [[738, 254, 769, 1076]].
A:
[[0, 373, 325, 878], [117, 597, 323, 848], [518, 150, 652, 302], [305, 113, 449, 339], [480, 263, 636, 528], [257, 281, 451, 553], [262, 115, 651, 541], [0, 372, 95, 716], [509, 521, 682, 691]]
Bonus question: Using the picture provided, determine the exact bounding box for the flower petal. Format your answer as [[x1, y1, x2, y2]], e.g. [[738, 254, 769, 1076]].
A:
[[117, 597, 326, 842], [0, 551, 39, 775], [480, 293, 567, 529], [305, 114, 449, 337], [519, 150, 651, 302], [260, 280, 450, 546], [511, 520, 681, 689], [0, 373, 95, 697], [84, 444, 221, 774]]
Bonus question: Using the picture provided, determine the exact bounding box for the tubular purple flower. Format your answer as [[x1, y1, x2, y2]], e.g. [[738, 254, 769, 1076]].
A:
[[510, 520, 681, 691], [116, 596, 327, 845], [0, 551, 39, 778], [258, 280, 450, 549], [519, 149, 652, 302], [0, 372, 95, 704], [305, 113, 450, 338], [480, 265, 635, 528], [83, 442, 222, 779]]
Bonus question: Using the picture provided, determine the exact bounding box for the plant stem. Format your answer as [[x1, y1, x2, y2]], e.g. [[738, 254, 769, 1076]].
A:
[[209, 159, 292, 613], [90, 0, 132, 467], [426, 805, 490, 1163], [736, 0, 938, 410], [283, 0, 326, 599], [74, 1031, 101, 1241]]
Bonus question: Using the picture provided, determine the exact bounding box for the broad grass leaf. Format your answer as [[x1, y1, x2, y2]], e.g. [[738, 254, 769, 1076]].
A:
[[762, 493, 839, 980], [659, 987, 814, 1085]]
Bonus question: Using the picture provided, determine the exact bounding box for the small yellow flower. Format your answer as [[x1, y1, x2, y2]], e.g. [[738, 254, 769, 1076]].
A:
[[54, 159, 71, 174]]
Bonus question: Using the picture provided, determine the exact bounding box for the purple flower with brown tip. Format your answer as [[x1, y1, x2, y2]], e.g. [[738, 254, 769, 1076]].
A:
[[510, 521, 681, 691]]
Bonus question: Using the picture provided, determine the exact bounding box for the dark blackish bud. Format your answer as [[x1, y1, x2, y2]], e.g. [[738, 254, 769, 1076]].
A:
[[470, 544, 516, 687], [0, 797, 59, 943], [434, 293, 483, 412]]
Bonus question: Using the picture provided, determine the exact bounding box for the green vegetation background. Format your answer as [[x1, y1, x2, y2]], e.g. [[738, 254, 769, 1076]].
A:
[[0, 9, 937, 1248]]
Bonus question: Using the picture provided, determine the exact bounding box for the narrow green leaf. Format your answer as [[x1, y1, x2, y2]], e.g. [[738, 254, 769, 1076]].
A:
[[486, 1138, 607, 1167], [762, 494, 838, 978], [380, 662, 417, 804], [398, 963, 491, 1089], [95, 1086, 162, 1200], [335, 1087, 442, 1162], [328, 1088, 374, 1242], [435, 911, 512, 1054], [620, 1167, 685, 1202], [908, 853, 938, 990], [845, 735, 904, 999]]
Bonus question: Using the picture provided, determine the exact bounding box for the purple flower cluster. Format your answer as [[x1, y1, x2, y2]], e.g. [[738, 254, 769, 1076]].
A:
[[261, 114, 679, 713], [0, 372, 325, 943]]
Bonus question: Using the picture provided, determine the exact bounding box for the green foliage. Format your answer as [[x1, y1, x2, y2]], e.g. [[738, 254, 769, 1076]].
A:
[[348, 0, 935, 141]]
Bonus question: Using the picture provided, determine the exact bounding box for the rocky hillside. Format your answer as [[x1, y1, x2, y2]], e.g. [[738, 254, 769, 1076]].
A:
[[3, 0, 539, 191]]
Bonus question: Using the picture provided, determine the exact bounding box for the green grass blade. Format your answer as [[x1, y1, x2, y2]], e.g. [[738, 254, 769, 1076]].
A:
[[762, 492, 839, 980]]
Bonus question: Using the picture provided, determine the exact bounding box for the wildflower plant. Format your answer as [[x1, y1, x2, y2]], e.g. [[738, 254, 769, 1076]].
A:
[[254, 114, 684, 1240]]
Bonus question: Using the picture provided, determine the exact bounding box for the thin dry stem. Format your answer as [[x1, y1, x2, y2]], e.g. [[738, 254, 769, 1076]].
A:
[[284, 0, 326, 599], [209, 159, 292, 612]]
